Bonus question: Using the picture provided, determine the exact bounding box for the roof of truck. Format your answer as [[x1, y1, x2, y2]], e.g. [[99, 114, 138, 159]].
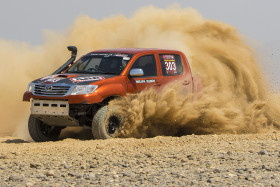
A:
[[92, 48, 182, 54]]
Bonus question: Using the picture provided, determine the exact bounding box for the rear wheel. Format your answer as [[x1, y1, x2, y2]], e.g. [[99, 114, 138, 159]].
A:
[[28, 115, 63, 142], [92, 105, 123, 139]]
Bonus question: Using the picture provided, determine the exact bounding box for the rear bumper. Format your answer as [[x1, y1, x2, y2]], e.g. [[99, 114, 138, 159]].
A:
[[23, 91, 104, 104]]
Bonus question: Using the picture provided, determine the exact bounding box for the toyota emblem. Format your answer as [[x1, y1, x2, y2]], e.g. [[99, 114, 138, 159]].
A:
[[45, 85, 52, 91]]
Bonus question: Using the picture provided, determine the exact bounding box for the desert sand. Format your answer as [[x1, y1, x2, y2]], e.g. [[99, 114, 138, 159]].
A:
[[0, 132, 280, 186]]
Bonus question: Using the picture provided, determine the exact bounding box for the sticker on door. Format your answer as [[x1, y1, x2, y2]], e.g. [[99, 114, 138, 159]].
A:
[[136, 79, 156, 83]]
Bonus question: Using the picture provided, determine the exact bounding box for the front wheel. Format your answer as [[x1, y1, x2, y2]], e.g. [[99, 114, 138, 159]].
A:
[[28, 115, 63, 142], [92, 105, 123, 139]]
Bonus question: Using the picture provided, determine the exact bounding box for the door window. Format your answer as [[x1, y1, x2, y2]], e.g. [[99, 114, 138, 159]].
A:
[[159, 54, 184, 76], [130, 55, 157, 77]]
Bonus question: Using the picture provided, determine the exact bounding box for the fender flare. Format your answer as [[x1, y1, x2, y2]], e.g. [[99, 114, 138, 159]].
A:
[[87, 84, 126, 104]]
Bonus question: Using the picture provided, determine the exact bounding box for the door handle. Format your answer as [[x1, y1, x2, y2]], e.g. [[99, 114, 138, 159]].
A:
[[183, 80, 191, 85], [154, 82, 161, 86]]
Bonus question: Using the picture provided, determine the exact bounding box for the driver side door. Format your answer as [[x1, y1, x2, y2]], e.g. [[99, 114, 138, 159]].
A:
[[127, 54, 162, 93]]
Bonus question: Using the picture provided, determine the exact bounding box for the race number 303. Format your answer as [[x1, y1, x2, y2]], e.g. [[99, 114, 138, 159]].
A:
[[163, 55, 177, 75]]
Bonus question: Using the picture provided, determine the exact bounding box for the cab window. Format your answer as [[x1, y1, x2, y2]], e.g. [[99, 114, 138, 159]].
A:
[[159, 54, 184, 76], [130, 55, 157, 77]]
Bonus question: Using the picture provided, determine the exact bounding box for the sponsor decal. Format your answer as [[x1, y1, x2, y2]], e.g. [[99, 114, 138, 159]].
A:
[[115, 54, 130, 60], [40, 75, 56, 81], [40, 75, 64, 84], [90, 53, 131, 60], [136, 79, 155, 84], [163, 55, 177, 75], [70, 76, 105, 83], [115, 54, 129, 57], [39, 75, 105, 84]]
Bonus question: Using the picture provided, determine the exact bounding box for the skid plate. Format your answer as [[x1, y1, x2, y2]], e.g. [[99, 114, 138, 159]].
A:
[[31, 100, 79, 126], [31, 100, 69, 115]]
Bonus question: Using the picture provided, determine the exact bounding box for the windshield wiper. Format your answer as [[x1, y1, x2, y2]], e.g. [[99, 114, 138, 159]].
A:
[[85, 71, 119, 75], [67, 71, 87, 74], [66, 71, 119, 75], [100, 72, 119, 75]]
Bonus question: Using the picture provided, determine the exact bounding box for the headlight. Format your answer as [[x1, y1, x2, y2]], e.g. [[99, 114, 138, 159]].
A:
[[27, 83, 35, 92], [70, 85, 98, 95]]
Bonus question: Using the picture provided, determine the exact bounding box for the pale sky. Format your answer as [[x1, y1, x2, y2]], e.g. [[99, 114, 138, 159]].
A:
[[0, 0, 279, 45], [1, 0, 280, 88]]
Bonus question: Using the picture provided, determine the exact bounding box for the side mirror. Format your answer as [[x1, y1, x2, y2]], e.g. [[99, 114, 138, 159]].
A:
[[130, 68, 144, 77]]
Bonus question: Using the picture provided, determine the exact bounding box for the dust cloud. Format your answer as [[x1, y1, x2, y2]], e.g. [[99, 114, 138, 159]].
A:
[[0, 6, 279, 139], [110, 84, 279, 138], [106, 6, 280, 137]]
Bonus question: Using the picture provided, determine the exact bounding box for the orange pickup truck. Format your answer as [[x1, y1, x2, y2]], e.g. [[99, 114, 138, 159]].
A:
[[23, 46, 202, 142]]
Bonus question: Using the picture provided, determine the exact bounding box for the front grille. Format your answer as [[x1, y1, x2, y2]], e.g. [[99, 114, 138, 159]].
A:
[[33, 84, 72, 97]]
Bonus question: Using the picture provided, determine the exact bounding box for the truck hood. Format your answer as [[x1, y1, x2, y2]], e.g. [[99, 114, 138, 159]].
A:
[[32, 74, 118, 85]]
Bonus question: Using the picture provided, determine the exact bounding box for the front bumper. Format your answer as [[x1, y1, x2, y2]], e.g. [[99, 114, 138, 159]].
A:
[[23, 91, 104, 104]]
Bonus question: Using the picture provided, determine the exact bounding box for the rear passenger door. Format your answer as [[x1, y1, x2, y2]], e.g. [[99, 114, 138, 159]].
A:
[[127, 54, 162, 92], [159, 54, 192, 93]]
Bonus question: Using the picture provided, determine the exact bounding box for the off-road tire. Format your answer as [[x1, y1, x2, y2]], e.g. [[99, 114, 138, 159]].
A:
[[28, 115, 62, 142], [92, 105, 123, 139]]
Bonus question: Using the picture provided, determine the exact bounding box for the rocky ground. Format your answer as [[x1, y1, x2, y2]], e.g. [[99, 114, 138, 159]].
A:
[[0, 132, 280, 187]]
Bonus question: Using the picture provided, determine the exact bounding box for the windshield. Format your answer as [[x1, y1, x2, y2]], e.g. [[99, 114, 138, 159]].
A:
[[66, 53, 134, 75]]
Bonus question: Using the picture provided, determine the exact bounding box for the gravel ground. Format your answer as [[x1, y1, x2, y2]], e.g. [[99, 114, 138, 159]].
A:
[[0, 132, 280, 186]]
